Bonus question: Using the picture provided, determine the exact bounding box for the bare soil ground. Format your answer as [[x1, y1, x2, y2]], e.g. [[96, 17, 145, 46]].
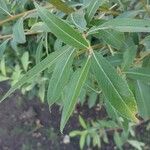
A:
[[0, 82, 149, 150]]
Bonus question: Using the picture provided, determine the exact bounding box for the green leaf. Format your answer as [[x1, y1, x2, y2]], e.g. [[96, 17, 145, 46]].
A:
[[128, 140, 145, 150], [121, 39, 137, 70], [88, 92, 97, 108], [106, 54, 123, 67], [97, 29, 125, 50], [92, 52, 138, 122], [0, 57, 6, 76], [126, 68, 150, 82], [60, 57, 91, 132], [79, 115, 87, 129], [70, 11, 87, 32], [141, 35, 150, 51], [0, 46, 71, 103], [36, 38, 44, 64], [86, 0, 106, 22], [21, 51, 30, 72], [89, 18, 150, 34], [69, 130, 81, 137], [39, 80, 46, 103], [31, 22, 50, 33], [114, 131, 123, 150], [0, 39, 9, 60], [0, 0, 8, 11], [104, 97, 119, 121], [47, 47, 75, 106], [0, 0, 9, 15], [11, 65, 22, 85], [135, 81, 150, 120], [49, 0, 75, 14], [93, 133, 101, 148], [0, 75, 9, 82], [13, 18, 26, 44], [35, 3, 89, 49], [80, 131, 87, 150]]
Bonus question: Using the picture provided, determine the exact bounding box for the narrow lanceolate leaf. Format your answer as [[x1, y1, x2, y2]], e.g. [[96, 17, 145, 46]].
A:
[[86, 0, 106, 22], [49, 0, 75, 14], [0, 0, 9, 16], [13, 18, 26, 43], [126, 68, 150, 82], [70, 11, 87, 32], [60, 57, 91, 132], [121, 39, 137, 70], [35, 3, 89, 49], [0, 46, 71, 103], [36, 38, 44, 64], [47, 47, 75, 106], [96, 30, 125, 50], [0, 39, 9, 60], [88, 18, 150, 34], [92, 53, 138, 122], [135, 81, 150, 120]]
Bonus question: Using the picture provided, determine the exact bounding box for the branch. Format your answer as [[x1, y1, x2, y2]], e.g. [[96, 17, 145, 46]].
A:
[[0, 5, 53, 26], [0, 31, 42, 40]]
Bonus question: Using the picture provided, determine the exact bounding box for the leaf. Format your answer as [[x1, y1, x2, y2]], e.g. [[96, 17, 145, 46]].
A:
[[21, 51, 30, 72], [36, 38, 44, 64], [47, 47, 75, 106], [97, 29, 125, 50], [39, 80, 46, 103], [49, 0, 75, 14], [0, 57, 6, 76], [88, 92, 97, 108], [13, 18, 26, 44], [121, 39, 137, 70], [83, 0, 91, 8], [141, 35, 150, 51], [11, 65, 23, 85], [92, 52, 138, 122], [93, 133, 101, 147], [104, 97, 119, 121], [106, 54, 123, 67], [80, 131, 87, 150], [114, 132, 123, 150], [69, 130, 81, 137], [60, 57, 91, 132], [86, 0, 106, 22], [0, 0, 9, 15], [128, 140, 145, 150], [0, 46, 71, 103], [79, 115, 87, 129], [35, 3, 89, 49], [0, 75, 9, 82], [70, 11, 87, 32], [0, 0, 8, 12], [31, 22, 50, 33], [135, 81, 150, 120], [0, 39, 9, 60], [126, 68, 150, 82], [89, 18, 150, 34]]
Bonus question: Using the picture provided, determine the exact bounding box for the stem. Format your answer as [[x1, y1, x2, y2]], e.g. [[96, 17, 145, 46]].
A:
[[0, 5, 53, 26], [0, 31, 42, 40]]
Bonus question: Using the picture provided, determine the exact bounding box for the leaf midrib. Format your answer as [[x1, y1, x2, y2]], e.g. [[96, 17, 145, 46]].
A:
[[63, 57, 90, 124], [52, 48, 75, 97], [38, 5, 89, 49], [93, 53, 135, 117], [87, 0, 98, 19], [126, 71, 150, 78]]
